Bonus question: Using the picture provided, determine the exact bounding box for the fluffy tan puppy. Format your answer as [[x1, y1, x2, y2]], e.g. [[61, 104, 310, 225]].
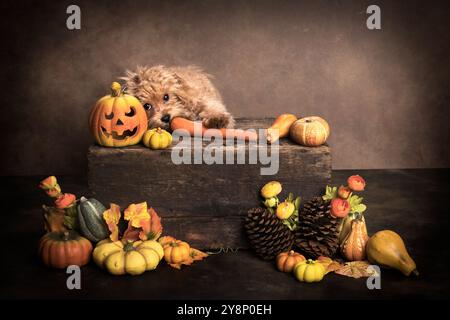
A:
[[122, 65, 234, 130]]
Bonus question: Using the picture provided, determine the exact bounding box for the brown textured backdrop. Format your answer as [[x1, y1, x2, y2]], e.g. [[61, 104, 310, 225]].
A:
[[1, 0, 449, 175]]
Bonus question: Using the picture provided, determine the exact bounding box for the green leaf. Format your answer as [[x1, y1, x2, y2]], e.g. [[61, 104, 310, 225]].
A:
[[287, 192, 294, 202], [294, 197, 301, 210], [348, 195, 363, 207], [322, 186, 338, 201], [351, 204, 367, 214]]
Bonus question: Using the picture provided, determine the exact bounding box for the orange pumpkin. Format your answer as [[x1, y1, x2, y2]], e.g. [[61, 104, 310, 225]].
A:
[[289, 116, 330, 147], [89, 82, 148, 147], [39, 231, 93, 268], [162, 239, 191, 264], [276, 250, 306, 273]]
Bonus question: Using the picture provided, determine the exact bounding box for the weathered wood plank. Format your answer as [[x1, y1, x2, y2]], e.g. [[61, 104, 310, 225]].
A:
[[88, 118, 331, 248]]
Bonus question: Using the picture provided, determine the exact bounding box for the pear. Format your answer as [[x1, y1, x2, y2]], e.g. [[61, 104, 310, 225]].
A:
[[366, 230, 418, 276]]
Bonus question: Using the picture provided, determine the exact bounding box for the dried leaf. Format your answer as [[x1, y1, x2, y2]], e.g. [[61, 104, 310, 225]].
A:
[[124, 202, 149, 228], [139, 207, 163, 241], [42, 205, 67, 233], [190, 248, 208, 261], [335, 261, 375, 278], [317, 256, 343, 274], [103, 203, 121, 242]]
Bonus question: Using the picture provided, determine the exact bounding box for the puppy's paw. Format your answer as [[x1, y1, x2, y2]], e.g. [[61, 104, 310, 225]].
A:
[[203, 112, 234, 129]]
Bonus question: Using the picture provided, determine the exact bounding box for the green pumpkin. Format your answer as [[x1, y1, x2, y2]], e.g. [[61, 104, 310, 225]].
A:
[[77, 197, 109, 242]]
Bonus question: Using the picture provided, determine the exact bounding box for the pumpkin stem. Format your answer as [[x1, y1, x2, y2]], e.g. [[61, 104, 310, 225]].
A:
[[63, 231, 70, 241], [123, 241, 135, 252], [111, 82, 122, 97]]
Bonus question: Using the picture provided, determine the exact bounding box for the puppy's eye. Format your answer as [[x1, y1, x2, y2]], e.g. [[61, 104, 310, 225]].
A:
[[125, 106, 136, 117], [163, 94, 169, 102], [143, 103, 153, 111], [105, 112, 114, 119]]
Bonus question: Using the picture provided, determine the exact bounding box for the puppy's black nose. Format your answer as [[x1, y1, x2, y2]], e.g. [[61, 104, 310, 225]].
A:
[[161, 114, 171, 123]]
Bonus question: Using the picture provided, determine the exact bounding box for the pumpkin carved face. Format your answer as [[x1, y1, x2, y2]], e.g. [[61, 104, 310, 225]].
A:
[[89, 82, 148, 147]]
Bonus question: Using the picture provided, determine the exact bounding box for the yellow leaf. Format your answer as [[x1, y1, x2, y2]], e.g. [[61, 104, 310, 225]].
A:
[[103, 203, 121, 242], [124, 202, 150, 228]]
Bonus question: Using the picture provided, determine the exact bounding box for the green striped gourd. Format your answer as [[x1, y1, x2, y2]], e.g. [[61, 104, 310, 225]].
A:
[[77, 197, 109, 242]]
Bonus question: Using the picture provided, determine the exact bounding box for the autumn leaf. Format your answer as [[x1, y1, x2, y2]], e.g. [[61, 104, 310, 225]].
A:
[[139, 207, 163, 241], [103, 203, 121, 242], [317, 256, 343, 274], [190, 248, 208, 261], [335, 261, 376, 278], [124, 202, 150, 228]]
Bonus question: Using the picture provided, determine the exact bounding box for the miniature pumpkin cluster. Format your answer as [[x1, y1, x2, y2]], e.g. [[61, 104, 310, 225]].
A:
[[245, 175, 418, 283], [38, 176, 207, 274]]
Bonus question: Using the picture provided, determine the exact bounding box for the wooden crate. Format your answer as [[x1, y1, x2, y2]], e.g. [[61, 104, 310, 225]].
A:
[[87, 118, 331, 249]]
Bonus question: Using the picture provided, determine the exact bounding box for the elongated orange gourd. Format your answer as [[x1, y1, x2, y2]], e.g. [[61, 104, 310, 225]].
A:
[[265, 114, 298, 144], [340, 218, 369, 261]]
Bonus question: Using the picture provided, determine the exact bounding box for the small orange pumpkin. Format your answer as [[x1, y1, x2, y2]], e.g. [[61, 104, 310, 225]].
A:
[[89, 82, 148, 147], [289, 116, 330, 147], [341, 218, 369, 261], [162, 239, 191, 264], [39, 231, 93, 268], [276, 250, 306, 273]]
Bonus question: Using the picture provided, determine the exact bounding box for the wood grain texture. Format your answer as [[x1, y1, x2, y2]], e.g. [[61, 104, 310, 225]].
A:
[[88, 118, 331, 248]]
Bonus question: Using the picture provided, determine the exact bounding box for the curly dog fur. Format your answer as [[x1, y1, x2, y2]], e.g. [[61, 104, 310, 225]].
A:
[[122, 65, 234, 130]]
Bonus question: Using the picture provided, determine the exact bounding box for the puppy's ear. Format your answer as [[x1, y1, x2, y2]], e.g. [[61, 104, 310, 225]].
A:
[[173, 73, 197, 106], [120, 70, 141, 85], [172, 72, 186, 87]]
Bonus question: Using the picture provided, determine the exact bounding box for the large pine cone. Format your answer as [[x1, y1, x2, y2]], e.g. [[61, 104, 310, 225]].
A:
[[294, 197, 341, 259], [245, 207, 294, 260]]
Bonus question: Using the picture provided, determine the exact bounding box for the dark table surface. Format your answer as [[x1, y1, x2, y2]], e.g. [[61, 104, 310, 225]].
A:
[[1, 169, 449, 299]]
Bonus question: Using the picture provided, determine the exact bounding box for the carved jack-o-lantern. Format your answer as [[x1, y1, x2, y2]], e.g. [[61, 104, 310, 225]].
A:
[[89, 82, 148, 147]]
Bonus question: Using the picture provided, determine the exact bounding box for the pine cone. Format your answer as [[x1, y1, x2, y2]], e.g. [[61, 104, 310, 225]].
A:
[[245, 207, 294, 260], [294, 197, 341, 259]]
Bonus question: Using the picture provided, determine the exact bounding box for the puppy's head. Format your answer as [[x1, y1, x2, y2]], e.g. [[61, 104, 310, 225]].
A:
[[122, 66, 193, 130]]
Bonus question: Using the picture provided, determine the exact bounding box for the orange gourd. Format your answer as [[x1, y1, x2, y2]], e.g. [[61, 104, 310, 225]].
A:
[[340, 218, 369, 261], [266, 114, 298, 144], [89, 82, 148, 147], [39, 231, 93, 268], [289, 116, 330, 147], [162, 238, 191, 264], [276, 250, 305, 273]]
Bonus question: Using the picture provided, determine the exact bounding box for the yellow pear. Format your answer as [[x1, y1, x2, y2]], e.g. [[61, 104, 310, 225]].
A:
[[366, 230, 418, 276]]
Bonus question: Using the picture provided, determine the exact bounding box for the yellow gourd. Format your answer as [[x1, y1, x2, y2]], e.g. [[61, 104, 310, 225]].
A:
[[142, 128, 173, 149], [293, 259, 326, 283], [93, 239, 164, 276]]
